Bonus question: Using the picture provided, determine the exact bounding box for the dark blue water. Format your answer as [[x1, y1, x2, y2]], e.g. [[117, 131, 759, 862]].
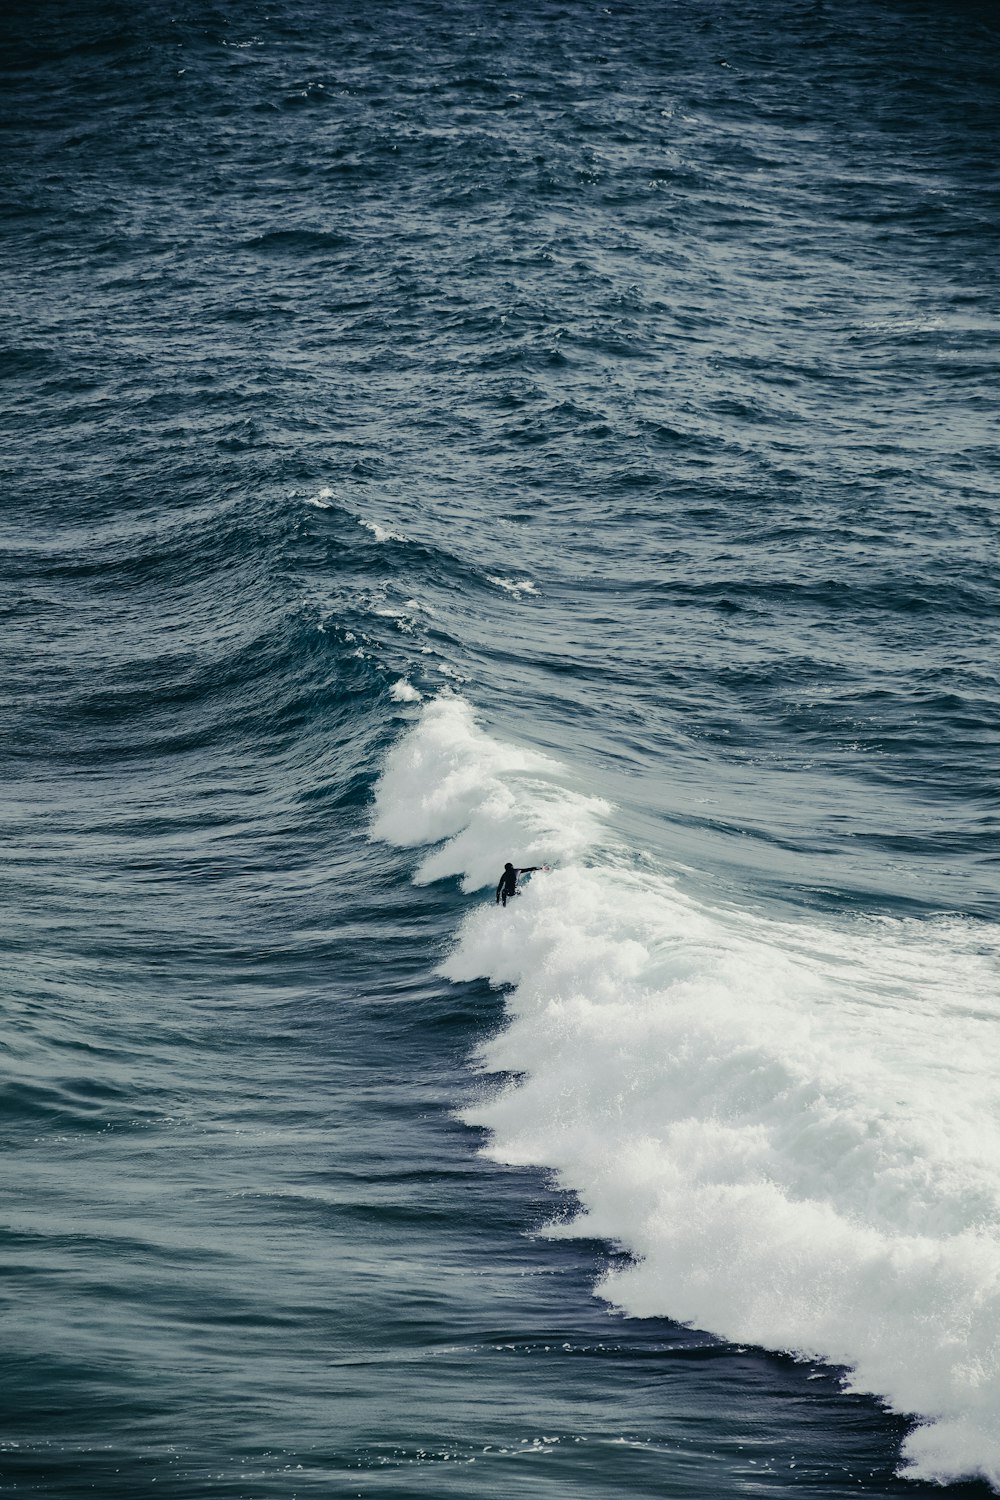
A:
[[3, 2, 999, 1495]]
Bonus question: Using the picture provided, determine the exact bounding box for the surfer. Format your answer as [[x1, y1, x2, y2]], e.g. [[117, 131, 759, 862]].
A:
[[496, 862, 542, 907]]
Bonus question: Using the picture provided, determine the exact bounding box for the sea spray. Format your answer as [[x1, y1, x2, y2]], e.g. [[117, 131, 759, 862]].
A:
[[372, 694, 610, 891], [373, 695, 1000, 1491]]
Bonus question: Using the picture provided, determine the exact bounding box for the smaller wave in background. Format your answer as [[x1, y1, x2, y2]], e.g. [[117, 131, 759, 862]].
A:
[[373, 696, 1000, 1491]]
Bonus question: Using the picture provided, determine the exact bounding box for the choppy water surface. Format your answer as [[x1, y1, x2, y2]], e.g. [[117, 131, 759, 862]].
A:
[[2, 1, 999, 1495]]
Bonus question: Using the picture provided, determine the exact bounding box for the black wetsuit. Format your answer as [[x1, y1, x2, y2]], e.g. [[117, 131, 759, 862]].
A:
[[496, 866, 538, 906]]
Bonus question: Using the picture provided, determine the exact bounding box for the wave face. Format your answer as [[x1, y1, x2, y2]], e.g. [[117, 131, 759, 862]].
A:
[[375, 697, 1000, 1489]]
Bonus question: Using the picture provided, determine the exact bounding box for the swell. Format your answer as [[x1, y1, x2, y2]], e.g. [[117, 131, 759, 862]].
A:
[[0, 481, 394, 1145]]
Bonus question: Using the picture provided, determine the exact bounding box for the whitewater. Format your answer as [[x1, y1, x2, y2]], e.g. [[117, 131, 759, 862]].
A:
[[374, 694, 1000, 1490]]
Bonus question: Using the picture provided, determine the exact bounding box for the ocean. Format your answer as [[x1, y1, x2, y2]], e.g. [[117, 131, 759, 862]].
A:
[[2, 0, 999, 1495]]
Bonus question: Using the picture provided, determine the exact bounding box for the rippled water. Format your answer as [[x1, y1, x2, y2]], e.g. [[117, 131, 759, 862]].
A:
[[3, 1, 999, 1495]]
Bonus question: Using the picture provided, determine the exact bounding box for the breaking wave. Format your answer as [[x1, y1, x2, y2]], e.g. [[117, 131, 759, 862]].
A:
[[373, 695, 1000, 1491]]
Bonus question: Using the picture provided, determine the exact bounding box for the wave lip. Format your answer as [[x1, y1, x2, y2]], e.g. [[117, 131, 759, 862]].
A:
[[373, 695, 1000, 1493], [371, 695, 609, 891]]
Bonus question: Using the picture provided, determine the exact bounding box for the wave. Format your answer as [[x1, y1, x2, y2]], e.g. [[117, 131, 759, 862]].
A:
[[242, 228, 353, 256], [372, 694, 1000, 1492]]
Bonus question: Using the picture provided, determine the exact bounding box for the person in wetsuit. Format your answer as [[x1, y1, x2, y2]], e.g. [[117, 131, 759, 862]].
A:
[[496, 862, 540, 906]]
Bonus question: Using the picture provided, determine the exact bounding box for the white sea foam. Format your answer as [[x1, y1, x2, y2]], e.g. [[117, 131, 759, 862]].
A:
[[487, 575, 538, 597], [305, 486, 335, 508], [372, 695, 608, 891], [359, 517, 405, 543], [390, 678, 422, 703], [372, 695, 1000, 1491]]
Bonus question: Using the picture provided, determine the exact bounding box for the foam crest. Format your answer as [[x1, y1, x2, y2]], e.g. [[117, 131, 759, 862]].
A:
[[359, 517, 405, 543], [487, 575, 539, 598], [372, 698, 1000, 1491], [371, 695, 608, 891]]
